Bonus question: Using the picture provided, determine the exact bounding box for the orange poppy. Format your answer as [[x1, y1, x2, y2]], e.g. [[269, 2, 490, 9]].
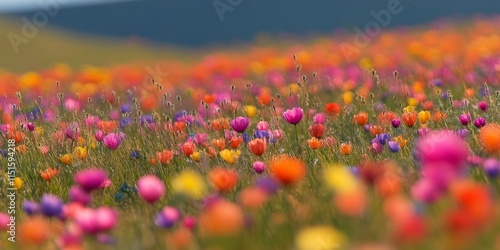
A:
[[307, 137, 322, 149], [340, 142, 353, 155], [208, 167, 239, 192], [229, 136, 243, 149], [157, 150, 174, 165], [402, 112, 417, 127], [325, 102, 341, 116], [40, 167, 61, 182], [353, 112, 368, 126], [248, 138, 267, 156], [479, 123, 500, 154], [269, 154, 306, 185], [212, 138, 226, 151]]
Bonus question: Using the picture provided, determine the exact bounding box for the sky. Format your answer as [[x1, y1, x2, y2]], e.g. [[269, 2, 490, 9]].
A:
[[0, 0, 136, 12]]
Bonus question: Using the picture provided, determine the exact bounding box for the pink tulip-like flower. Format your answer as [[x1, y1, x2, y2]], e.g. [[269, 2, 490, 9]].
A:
[[414, 130, 468, 167], [230, 117, 250, 133], [86, 116, 100, 127], [137, 175, 166, 204], [253, 161, 266, 173], [75, 169, 108, 192], [75, 208, 100, 234], [39, 145, 50, 155], [459, 113, 471, 126], [474, 117, 486, 128], [313, 113, 327, 124], [0, 213, 9, 229], [103, 133, 121, 150], [477, 101, 488, 112], [64, 98, 81, 111], [256, 121, 269, 131], [94, 130, 105, 142], [272, 129, 285, 140], [283, 107, 303, 125]]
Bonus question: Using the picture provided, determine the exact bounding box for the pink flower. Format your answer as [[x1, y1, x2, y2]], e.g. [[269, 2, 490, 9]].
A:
[[86, 116, 100, 127], [256, 121, 269, 131], [75, 169, 108, 192], [283, 107, 303, 125], [103, 133, 121, 150], [313, 113, 326, 124], [39, 145, 50, 155], [137, 175, 166, 204], [64, 98, 81, 111], [415, 130, 468, 168], [0, 213, 9, 229], [94, 130, 105, 142], [253, 161, 266, 173]]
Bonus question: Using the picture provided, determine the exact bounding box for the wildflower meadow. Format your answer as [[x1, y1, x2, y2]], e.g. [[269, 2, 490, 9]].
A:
[[1, 17, 500, 250]]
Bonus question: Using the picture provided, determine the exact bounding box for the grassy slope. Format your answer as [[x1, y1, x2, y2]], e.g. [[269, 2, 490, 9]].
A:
[[0, 17, 193, 73]]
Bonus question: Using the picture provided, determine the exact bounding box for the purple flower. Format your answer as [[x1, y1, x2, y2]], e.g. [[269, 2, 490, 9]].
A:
[[391, 119, 401, 128], [375, 133, 390, 145], [254, 176, 279, 194], [155, 206, 181, 228], [65, 123, 80, 141], [103, 133, 122, 150], [477, 101, 488, 112], [23, 200, 40, 215], [252, 161, 266, 174], [456, 129, 469, 139], [388, 141, 400, 153], [282, 107, 303, 125], [75, 169, 108, 192], [69, 186, 92, 205], [474, 117, 486, 128], [230, 117, 250, 133], [27, 123, 35, 131], [483, 158, 500, 178], [459, 113, 471, 126], [40, 194, 64, 217]]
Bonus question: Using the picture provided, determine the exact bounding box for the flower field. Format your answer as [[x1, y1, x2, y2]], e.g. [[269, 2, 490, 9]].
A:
[[1, 17, 500, 250]]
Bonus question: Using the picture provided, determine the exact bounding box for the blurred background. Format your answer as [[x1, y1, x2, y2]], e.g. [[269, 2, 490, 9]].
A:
[[1, 0, 500, 72]]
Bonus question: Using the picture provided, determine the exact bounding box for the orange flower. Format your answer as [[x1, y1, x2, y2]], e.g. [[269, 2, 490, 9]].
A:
[[203, 94, 217, 104], [340, 142, 353, 155], [59, 154, 73, 165], [334, 187, 366, 216], [157, 150, 174, 164], [248, 138, 267, 156], [212, 138, 226, 151], [238, 187, 269, 209], [208, 167, 239, 192], [211, 118, 230, 131], [7, 131, 26, 143], [402, 112, 417, 127], [479, 123, 500, 154], [377, 111, 398, 125], [307, 137, 322, 149], [369, 125, 384, 136], [181, 141, 195, 157], [353, 112, 368, 126], [140, 94, 158, 112], [269, 154, 306, 185], [325, 102, 341, 116], [40, 167, 60, 182], [174, 121, 186, 132], [229, 136, 243, 149], [432, 111, 448, 122], [16, 144, 28, 154], [205, 146, 217, 158], [198, 200, 244, 236], [97, 121, 117, 133], [18, 217, 50, 245]]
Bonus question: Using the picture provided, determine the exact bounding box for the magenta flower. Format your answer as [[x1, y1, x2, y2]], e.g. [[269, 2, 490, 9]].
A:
[[253, 161, 266, 173], [95, 130, 105, 142], [230, 117, 250, 133], [75, 208, 100, 234], [415, 130, 468, 167], [459, 113, 471, 126], [155, 206, 181, 228], [86, 115, 100, 127], [103, 133, 122, 150], [95, 207, 118, 231], [477, 101, 488, 111], [137, 175, 166, 204], [474, 117, 486, 128], [391, 119, 401, 128], [283, 107, 303, 125], [0, 213, 9, 229], [411, 179, 443, 203], [69, 186, 92, 205], [75, 169, 108, 192], [65, 123, 80, 141]]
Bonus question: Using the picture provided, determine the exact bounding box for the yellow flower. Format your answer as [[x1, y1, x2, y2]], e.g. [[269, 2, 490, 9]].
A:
[[219, 149, 241, 165], [59, 153, 73, 165], [407, 97, 419, 107], [394, 135, 407, 148], [289, 83, 300, 94], [14, 177, 23, 189], [74, 146, 88, 159], [403, 105, 415, 114], [35, 127, 44, 136], [90, 140, 98, 149], [295, 226, 347, 250], [171, 171, 206, 199], [323, 164, 361, 194], [190, 151, 201, 162], [418, 111, 431, 124], [243, 105, 257, 118], [342, 91, 353, 105]]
